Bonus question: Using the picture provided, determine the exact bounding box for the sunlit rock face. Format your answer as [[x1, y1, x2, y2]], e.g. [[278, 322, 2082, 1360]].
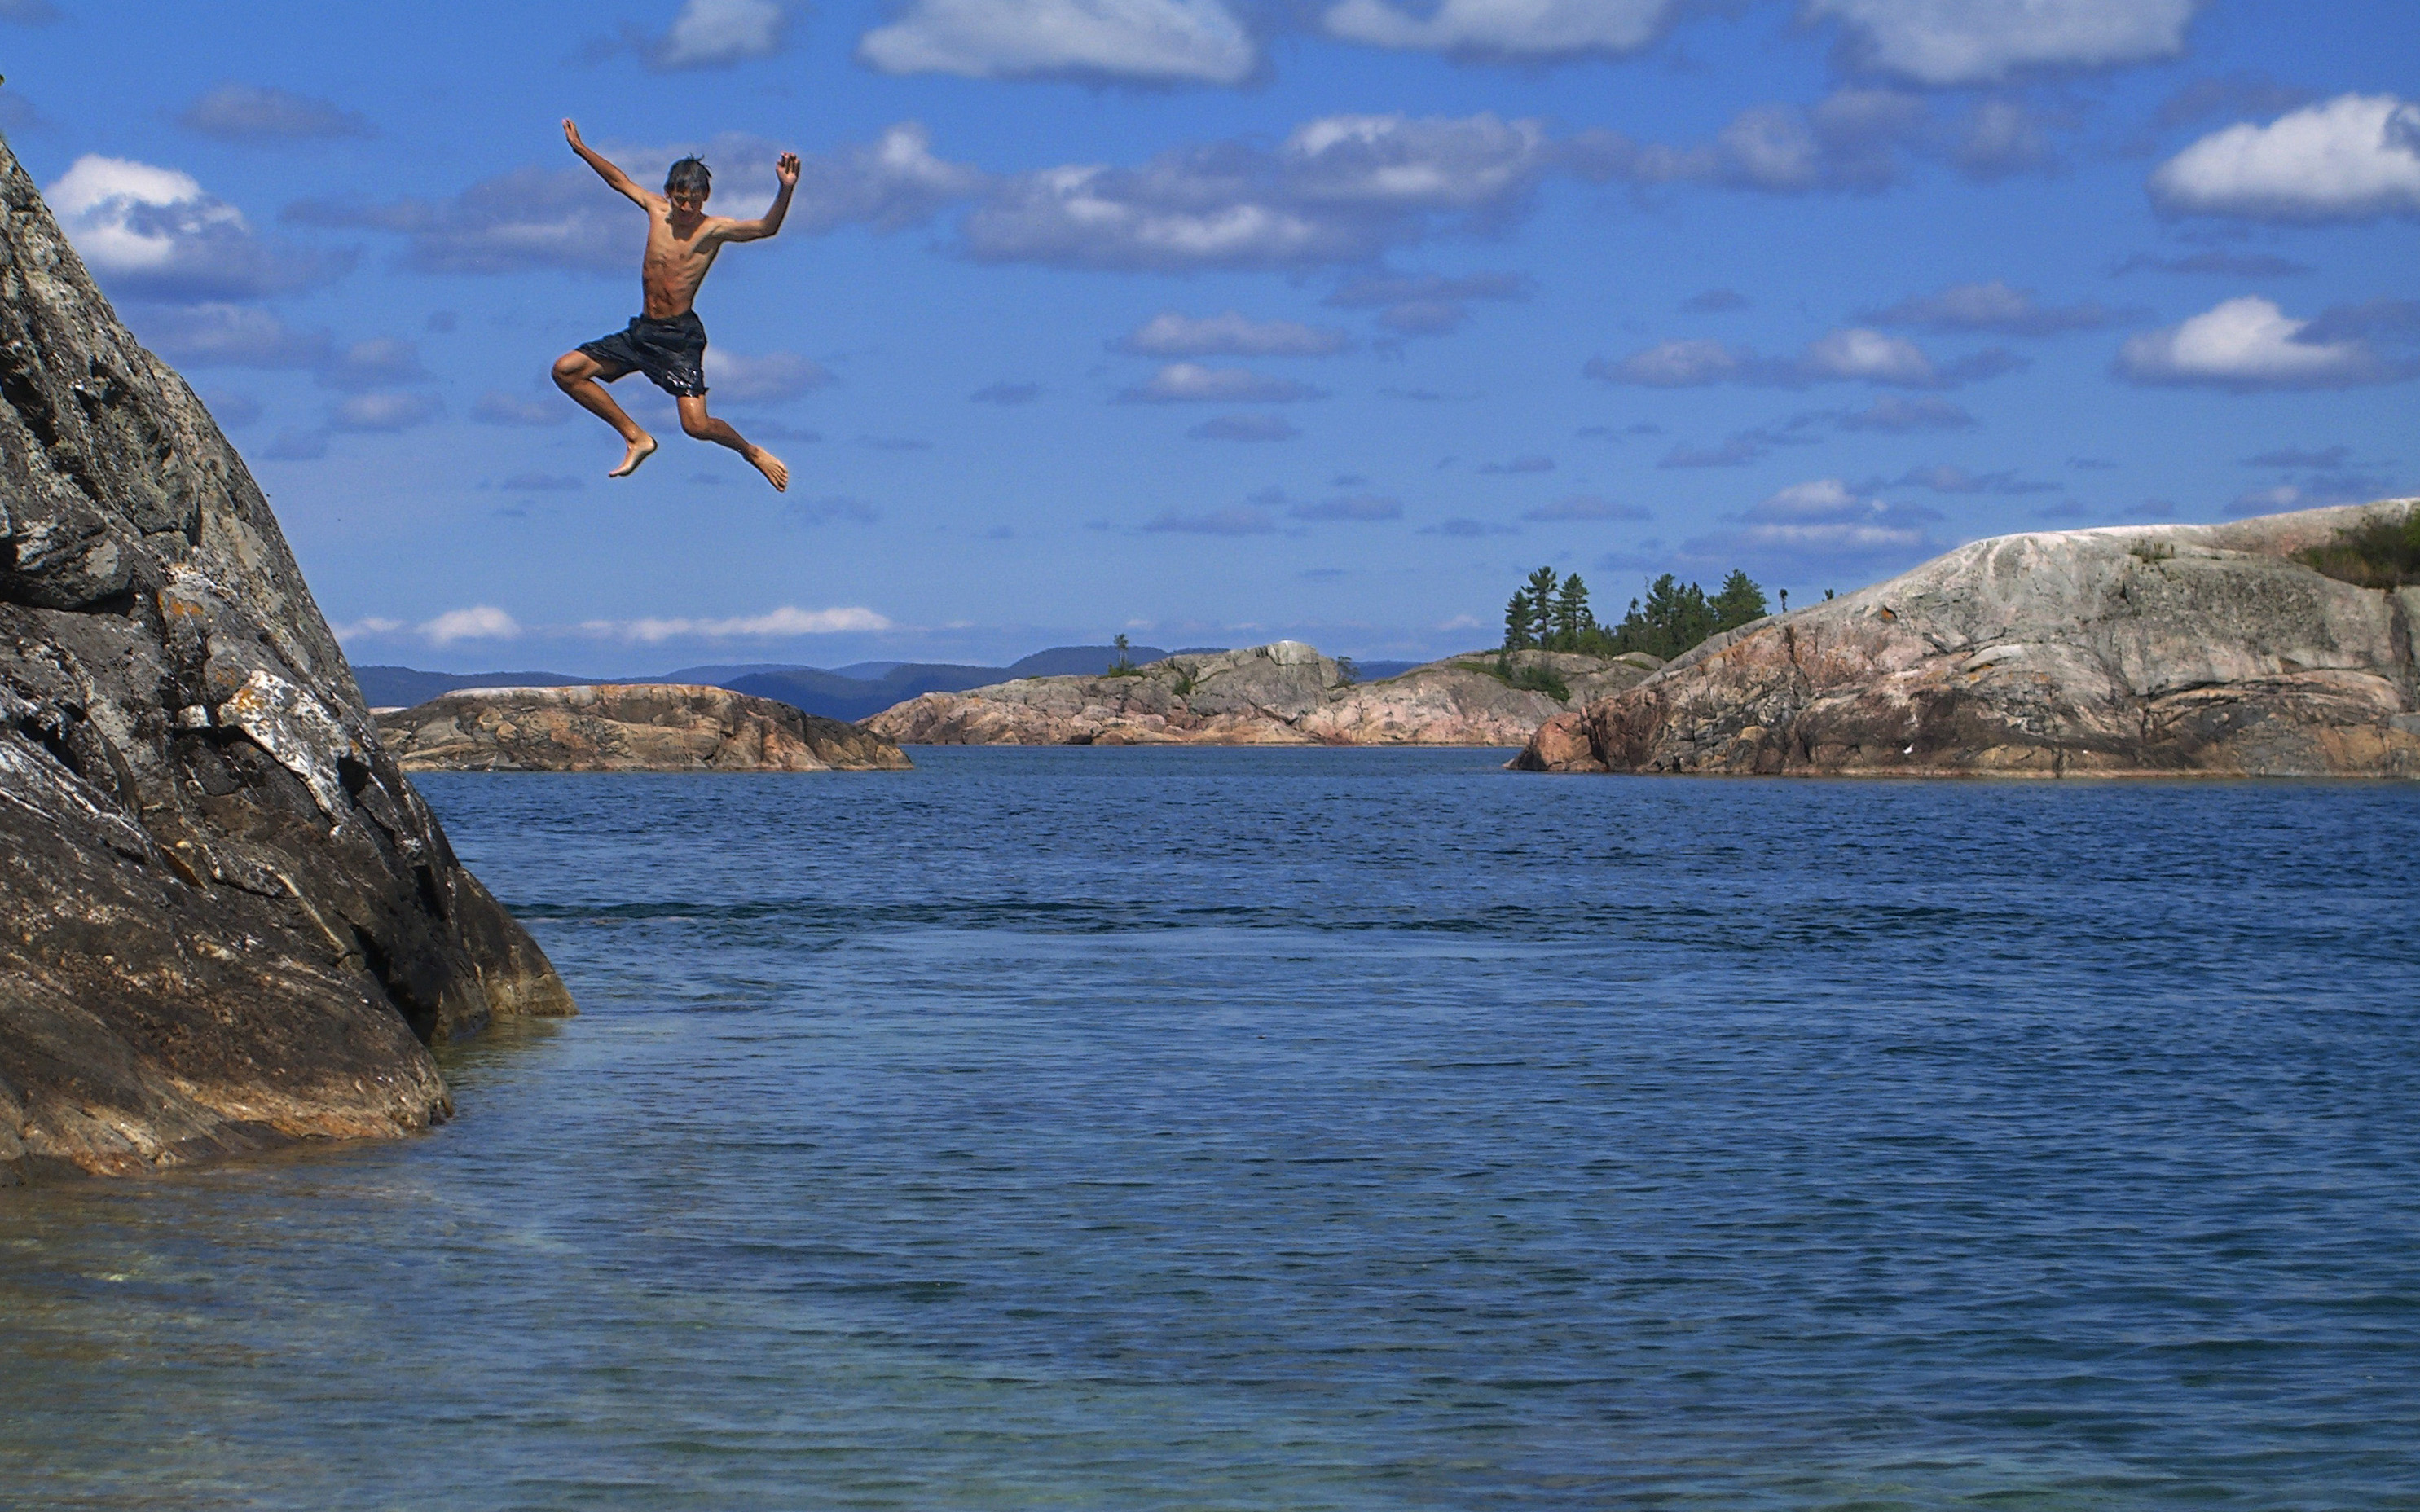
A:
[[0, 135, 573, 1183], [862, 641, 1659, 746], [376, 684, 913, 771], [1514, 503, 2420, 778]]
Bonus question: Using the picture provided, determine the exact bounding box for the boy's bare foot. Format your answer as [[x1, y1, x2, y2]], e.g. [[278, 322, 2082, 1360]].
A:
[[609, 434, 658, 478], [746, 446, 789, 492]]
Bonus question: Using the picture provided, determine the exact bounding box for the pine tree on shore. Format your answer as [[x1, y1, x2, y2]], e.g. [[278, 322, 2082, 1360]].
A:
[[1550, 573, 1593, 648], [1503, 591, 1537, 649]]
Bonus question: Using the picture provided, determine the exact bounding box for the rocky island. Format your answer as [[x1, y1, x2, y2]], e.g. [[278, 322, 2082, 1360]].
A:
[[1516, 501, 2420, 777], [1, 138, 572, 1182], [376, 683, 911, 772], [862, 640, 1662, 746]]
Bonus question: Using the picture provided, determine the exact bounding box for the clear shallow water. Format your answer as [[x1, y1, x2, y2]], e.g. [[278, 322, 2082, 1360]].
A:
[[5, 748, 2419, 1510]]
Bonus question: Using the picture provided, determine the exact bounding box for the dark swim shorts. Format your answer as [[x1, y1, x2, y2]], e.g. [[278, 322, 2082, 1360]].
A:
[[577, 311, 709, 398]]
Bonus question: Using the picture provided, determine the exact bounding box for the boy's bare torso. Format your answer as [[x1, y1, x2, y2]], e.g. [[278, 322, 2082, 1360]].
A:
[[642, 201, 730, 320]]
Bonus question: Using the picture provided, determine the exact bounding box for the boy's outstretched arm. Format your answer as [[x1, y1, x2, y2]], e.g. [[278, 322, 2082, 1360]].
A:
[[564, 119, 655, 209], [718, 152, 801, 243]]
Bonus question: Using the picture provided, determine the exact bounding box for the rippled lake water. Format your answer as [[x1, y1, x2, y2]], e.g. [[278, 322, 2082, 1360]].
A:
[[5, 748, 2419, 1509]]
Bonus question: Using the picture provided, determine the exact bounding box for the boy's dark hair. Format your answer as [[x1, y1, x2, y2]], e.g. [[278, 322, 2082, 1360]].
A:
[[664, 157, 711, 198]]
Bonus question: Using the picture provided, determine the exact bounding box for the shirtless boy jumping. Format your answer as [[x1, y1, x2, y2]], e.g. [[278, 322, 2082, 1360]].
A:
[[552, 120, 798, 490]]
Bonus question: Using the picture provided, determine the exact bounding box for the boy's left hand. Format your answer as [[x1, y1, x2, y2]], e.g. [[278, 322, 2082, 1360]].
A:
[[776, 152, 801, 187]]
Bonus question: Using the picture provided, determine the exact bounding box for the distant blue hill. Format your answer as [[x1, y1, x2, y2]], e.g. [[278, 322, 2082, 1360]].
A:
[[354, 666, 600, 708], [728, 645, 1197, 722], [356, 648, 1431, 716]]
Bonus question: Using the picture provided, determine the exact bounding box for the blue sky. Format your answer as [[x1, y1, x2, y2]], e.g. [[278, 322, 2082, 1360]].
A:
[[7, 0, 2417, 672]]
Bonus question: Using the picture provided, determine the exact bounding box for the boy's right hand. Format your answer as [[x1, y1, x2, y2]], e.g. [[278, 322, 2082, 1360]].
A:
[[563, 118, 583, 148]]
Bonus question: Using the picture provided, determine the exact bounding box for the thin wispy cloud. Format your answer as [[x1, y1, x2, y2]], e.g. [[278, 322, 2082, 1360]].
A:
[[1119, 363, 1325, 403], [1288, 495, 1401, 521], [1523, 496, 1649, 521], [1322, 0, 1677, 61], [330, 391, 444, 432], [704, 350, 834, 402], [178, 84, 374, 142], [1589, 327, 2021, 390], [970, 381, 1042, 404], [287, 125, 983, 275], [1115, 312, 1349, 358], [473, 391, 570, 426], [1864, 280, 2135, 336], [860, 0, 1254, 83], [1805, 0, 2200, 86], [587, 606, 893, 641], [1188, 414, 1300, 442], [1143, 505, 1279, 534]]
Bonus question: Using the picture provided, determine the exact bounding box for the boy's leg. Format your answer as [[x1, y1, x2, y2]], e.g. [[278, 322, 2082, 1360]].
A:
[[552, 352, 657, 477], [676, 396, 788, 492]]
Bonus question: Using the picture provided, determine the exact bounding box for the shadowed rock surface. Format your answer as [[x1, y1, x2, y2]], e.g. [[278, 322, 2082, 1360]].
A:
[[1515, 503, 2420, 777], [376, 684, 913, 771], [863, 642, 1660, 746], [0, 136, 572, 1184]]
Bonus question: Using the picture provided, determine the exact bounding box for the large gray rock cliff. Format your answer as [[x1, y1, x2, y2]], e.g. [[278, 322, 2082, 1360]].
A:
[[0, 135, 572, 1182], [1515, 502, 2420, 777]]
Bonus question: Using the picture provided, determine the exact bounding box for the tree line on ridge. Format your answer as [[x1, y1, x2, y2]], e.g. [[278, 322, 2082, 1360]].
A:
[[1501, 565, 1771, 662]]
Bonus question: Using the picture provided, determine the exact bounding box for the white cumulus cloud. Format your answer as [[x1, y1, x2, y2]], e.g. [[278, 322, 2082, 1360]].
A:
[[648, 0, 788, 68], [860, 0, 1253, 83], [1801, 327, 1938, 384], [420, 606, 522, 644], [2115, 296, 2392, 390], [1322, 0, 1675, 59], [49, 156, 226, 270], [2150, 94, 2420, 222], [964, 112, 1556, 270], [48, 155, 348, 300], [1805, 0, 2199, 86]]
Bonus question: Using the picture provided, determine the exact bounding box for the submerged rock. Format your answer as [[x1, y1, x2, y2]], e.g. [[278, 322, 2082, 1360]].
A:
[[0, 135, 572, 1182], [1514, 502, 2420, 777], [861, 641, 1658, 746], [376, 684, 913, 771]]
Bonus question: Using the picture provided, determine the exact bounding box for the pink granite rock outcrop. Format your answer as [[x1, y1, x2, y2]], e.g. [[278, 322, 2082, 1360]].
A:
[[1515, 502, 2420, 778]]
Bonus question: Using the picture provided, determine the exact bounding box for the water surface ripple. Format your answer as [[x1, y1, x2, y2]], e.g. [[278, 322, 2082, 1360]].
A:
[[5, 749, 2418, 1509]]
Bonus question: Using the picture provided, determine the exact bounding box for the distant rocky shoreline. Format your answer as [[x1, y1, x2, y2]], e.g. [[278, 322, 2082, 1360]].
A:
[[376, 684, 911, 773], [1516, 501, 2420, 779], [862, 642, 1664, 746]]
